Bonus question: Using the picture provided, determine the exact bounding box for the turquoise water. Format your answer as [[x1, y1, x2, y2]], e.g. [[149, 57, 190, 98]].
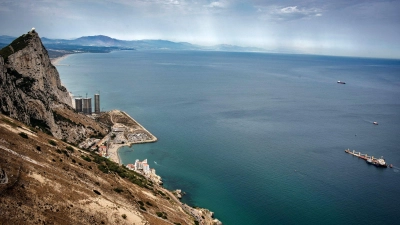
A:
[[57, 51, 400, 225]]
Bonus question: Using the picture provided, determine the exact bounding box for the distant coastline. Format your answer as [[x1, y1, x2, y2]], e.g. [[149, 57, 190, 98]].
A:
[[51, 54, 72, 66]]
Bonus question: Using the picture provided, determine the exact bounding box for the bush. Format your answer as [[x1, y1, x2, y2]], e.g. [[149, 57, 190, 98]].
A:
[[93, 190, 101, 195], [113, 187, 123, 193], [146, 201, 153, 206], [121, 214, 127, 219], [81, 155, 92, 162], [36, 146, 41, 151], [66, 146, 74, 152], [140, 206, 146, 211], [98, 164, 108, 173], [49, 140, 57, 146], [19, 132, 28, 139], [62, 150, 69, 157], [156, 212, 167, 219]]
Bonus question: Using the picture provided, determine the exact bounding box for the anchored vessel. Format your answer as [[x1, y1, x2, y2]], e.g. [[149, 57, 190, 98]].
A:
[[345, 149, 388, 168], [337, 80, 346, 84]]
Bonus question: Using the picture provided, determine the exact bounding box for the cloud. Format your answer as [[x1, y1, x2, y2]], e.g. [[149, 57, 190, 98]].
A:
[[259, 5, 323, 22]]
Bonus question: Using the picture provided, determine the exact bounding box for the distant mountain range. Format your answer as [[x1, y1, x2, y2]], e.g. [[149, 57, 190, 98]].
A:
[[0, 34, 266, 53]]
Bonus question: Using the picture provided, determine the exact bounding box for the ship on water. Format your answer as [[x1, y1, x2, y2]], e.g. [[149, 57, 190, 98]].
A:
[[345, 149, 388, 168], [337, 80, 346, 84]]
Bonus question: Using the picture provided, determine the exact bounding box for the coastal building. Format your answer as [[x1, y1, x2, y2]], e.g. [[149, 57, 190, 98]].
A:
[[75, 98, 83, 112], [134, 159, 150, 174], [98, 145, 107, 157], [94, 94, 100, 114], [82, 98, 92, 114], [126, 164, 135, 170]]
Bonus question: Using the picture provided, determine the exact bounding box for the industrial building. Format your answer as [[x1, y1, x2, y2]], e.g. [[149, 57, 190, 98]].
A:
[[82, 98, 92, 114], [75, 98, 83, 113], [94, 94, 100, 114]]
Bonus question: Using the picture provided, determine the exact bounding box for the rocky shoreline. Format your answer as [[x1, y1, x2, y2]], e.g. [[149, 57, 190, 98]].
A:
[[54, 52, 222, 225]]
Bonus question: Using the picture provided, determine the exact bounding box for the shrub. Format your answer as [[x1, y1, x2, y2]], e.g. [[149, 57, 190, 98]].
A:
[[121, 214, 127, 219], [156, 212, 167, 219], [140, 206, 146, 211], [19, 132, 28, 139], [62, 150, 69, 157], [98, 165, 108, 173], [113, 187, 123, 193], [138, 201, 144, 206], [93, 190, 101, 195], [66, 146, 74, 152], [36, 146, 41, 151], [72, 159, 76, 163], [49, 140, 57, 146], [146, 201, 153, 206], [81, 155, 92, 162]]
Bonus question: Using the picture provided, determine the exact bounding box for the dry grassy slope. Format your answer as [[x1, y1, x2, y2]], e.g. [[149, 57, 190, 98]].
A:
[[0, 114, 197, 225]]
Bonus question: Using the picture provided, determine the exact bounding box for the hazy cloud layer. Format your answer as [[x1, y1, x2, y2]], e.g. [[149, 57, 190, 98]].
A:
[[0, 0, 399, 58]]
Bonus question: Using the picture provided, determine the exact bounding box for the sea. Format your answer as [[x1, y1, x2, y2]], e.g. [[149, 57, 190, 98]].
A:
[[57, 51, 400, 225]]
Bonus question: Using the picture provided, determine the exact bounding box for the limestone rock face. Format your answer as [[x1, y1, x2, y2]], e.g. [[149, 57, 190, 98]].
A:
[[6, 31, 72, 107], [0, 31, 106, 143]]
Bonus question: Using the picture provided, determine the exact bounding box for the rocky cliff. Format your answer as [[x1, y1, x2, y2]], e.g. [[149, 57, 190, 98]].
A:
[[0, 30, 106, 143]]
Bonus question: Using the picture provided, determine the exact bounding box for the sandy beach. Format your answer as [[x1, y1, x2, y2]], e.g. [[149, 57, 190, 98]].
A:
[[107, 143, 125, 165], [51, 54, 71, 66], [103, 110, 158, 165]]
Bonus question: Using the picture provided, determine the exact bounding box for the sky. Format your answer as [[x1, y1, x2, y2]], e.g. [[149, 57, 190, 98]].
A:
[[1, 0, 400, 58]]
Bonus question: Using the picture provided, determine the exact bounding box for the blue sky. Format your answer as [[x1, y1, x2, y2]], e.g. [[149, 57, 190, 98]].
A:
[[1, 0, 399, 58]]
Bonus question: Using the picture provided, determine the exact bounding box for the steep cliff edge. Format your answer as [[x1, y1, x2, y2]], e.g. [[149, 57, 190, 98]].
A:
[[0, 30, 106, 143], [0, 30, 221, 225]]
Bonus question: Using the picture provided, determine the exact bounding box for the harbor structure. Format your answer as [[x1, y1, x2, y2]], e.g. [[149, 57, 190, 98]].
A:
[[82, 98, 92, 115], [75, 98, 83, 113], [94, 94, 100, 114]]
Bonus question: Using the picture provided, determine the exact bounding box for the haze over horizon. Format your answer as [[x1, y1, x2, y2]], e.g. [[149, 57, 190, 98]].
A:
[[1, 0, 399, 59]]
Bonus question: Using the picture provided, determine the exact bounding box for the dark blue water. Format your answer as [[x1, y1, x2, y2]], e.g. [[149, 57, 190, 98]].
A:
[[57, 51, 400, 225]]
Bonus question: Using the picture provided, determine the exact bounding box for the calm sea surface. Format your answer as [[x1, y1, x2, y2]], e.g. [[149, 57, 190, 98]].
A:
[[57, 51, 400, 225]]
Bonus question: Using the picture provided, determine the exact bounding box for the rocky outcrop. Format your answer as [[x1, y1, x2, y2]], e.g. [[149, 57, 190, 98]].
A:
[[0, 30, 106, 143]]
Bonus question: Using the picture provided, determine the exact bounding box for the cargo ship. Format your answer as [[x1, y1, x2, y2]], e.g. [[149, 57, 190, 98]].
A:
[[345, 149, 388, 168]]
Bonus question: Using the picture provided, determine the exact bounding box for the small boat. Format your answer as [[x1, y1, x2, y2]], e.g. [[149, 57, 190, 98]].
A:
[[337, 80, 346, 84], [390, 164, 393, 168], [373, 122, 378, 125]]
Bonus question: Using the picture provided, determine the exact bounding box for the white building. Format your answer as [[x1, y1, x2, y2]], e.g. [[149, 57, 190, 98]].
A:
[[134, 159, 150, 174]]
